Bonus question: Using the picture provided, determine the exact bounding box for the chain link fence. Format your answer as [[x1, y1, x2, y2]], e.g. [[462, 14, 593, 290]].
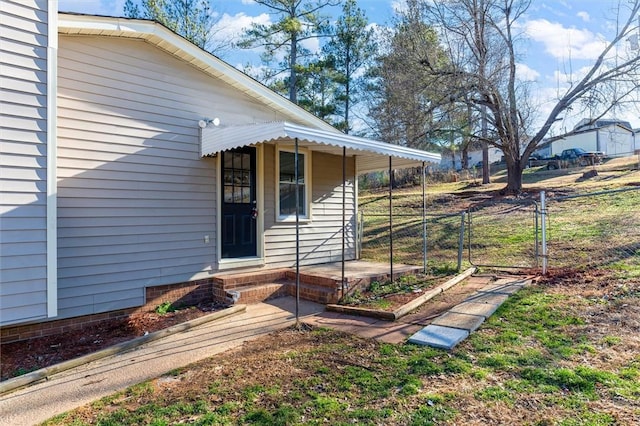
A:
[[358, 210, 463, 272], [358, 186, 640, 273], [545, 187, 640, 271]]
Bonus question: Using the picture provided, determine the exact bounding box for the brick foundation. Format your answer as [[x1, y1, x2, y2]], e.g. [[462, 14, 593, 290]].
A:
[[144, 278, 214, 311], [0, 308, 137, 345], [0, 279, 215, 344]]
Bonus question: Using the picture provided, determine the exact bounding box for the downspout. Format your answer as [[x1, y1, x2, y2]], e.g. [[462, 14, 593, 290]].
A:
[[47, 3, 58, 318]]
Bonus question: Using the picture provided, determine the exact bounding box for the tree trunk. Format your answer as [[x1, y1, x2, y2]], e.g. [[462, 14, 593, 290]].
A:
[[289, 32, 298, 103], [461, 145, 469, 169], [482, 142, 490, 184], [503, 159, 523, 195]]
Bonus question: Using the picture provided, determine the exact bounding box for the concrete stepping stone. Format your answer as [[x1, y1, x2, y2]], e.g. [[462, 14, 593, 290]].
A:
[[406, 277, 530, 350], [449, 301, 500, 318], [431, 311, 486, 332], [408, 324, 469, 350], [478, 283, 524, 295], [464, 292, 509, 305]]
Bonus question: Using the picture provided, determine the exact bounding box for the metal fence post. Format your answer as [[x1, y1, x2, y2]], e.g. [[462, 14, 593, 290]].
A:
[[540, 191, 548, 274], [357, 210, 364, 259], [458, 211, 465, 272], [534, 202, 539, 268]]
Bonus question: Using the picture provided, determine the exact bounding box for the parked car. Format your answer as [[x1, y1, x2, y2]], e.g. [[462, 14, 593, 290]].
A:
[[529, 148, 605, 169], [548, 148, 605, 169]]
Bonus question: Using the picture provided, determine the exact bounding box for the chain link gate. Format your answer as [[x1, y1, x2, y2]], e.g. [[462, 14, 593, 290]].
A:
[[466, 199, 540, 269]]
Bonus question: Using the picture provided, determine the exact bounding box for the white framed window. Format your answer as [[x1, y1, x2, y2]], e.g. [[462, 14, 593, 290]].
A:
[[276, 146, 311, 221]]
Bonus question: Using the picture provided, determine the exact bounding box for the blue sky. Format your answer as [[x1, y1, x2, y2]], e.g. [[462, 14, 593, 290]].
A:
[[57, 0, 638, 131]]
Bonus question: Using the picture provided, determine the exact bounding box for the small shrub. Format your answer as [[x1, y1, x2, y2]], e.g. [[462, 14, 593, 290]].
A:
[[155, 301, 177, 315]]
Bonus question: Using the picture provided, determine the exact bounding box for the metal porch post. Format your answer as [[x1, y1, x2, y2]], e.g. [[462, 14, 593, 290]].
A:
[[389, 156, 393, 280], [295, 138, 300, 323], [422, 162, 427, 274], [341, 147, 346, 297]]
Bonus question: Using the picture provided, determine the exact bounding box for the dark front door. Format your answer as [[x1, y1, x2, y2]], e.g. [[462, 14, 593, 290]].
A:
[[221, 147, 257, 258]]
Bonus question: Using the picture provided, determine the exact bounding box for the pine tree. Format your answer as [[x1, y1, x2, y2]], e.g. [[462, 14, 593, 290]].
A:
[[238, 0, 339, 103]]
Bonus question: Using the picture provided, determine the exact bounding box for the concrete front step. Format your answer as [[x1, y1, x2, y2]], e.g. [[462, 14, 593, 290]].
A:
[[213, 269, 289, 290], [214, 269, 347, 305], [225, 282, 288, 305], [222, 280, 340, 305]]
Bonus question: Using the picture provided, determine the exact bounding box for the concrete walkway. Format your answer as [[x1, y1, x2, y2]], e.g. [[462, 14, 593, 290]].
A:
[[408, 277, 529, 349], [303, 274, 500, 343], [0, 298, 324, 426]]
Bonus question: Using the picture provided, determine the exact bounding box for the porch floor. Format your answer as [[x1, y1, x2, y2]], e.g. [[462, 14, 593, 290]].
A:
[[213, 260, 420, 280], [297, 260, 421, 281]]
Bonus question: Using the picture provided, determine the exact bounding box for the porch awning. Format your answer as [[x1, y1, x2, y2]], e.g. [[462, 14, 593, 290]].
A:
[[201, 121, 441, 174]]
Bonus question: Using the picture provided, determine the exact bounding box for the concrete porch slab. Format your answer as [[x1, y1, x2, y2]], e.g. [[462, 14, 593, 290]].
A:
[[299, 260, 419, 276]]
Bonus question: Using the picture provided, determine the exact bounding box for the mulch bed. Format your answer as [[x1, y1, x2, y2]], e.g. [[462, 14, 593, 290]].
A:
[[1, 302, 224, 381]]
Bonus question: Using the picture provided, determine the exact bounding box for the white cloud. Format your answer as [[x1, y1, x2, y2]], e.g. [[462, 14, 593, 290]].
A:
[[551, 64, 595, 88], [516, 63, 540, 82], [523, 19, 607, 61], [576, 11, 590, 22], [300, 36, 321, 56], [390, 0, 408, 14], [211, 12, 271, 47], [526, 62, 620, 132]]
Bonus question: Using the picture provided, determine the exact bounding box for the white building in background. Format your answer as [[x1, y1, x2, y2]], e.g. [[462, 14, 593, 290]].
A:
[[439, 147, 504, 170], [540, 119, 636, 158]]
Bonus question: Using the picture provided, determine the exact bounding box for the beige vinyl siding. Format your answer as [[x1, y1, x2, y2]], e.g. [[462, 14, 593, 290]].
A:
[[0, 0, 50, 325], [263, 146, 356, 267], [55, 35, 284, 319]]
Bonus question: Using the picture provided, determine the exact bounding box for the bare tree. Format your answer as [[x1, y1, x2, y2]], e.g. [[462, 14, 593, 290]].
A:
[[367, 0, 452, 150], [420, 0, 640, 194]]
